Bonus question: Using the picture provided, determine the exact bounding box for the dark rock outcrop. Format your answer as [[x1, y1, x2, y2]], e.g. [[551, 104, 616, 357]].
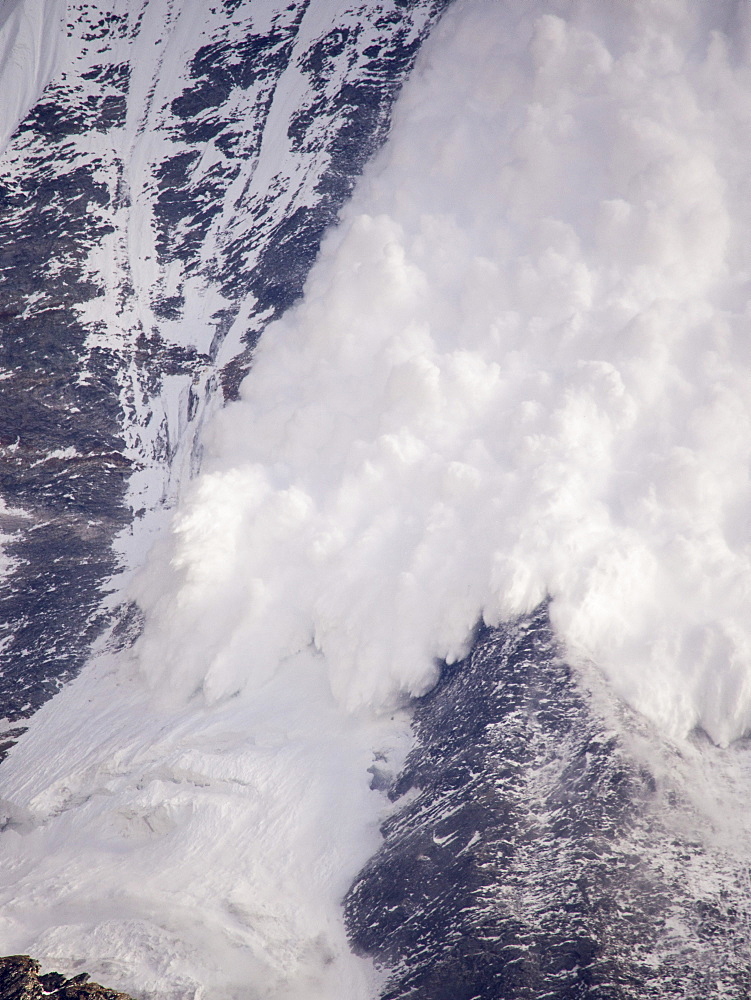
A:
[[0, 957, 134, 1000], [347, 603, 751, 999]]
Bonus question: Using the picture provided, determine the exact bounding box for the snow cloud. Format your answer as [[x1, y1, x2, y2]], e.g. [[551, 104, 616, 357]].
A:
[[135, 0, 751, 745]]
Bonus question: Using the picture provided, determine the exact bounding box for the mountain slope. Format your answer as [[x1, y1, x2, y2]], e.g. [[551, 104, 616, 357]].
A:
[[347, 604, 751, 998], [0, 0, 451, 723], [2, 2, 751, 999]]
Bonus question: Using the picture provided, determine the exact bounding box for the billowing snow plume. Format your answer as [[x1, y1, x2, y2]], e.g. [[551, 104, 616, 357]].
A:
[[137, 0, 751, 746]]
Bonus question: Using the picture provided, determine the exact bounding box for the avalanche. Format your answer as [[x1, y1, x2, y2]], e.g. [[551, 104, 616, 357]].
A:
[[138, 0, 751, 745], [0, 0, 750, 998]]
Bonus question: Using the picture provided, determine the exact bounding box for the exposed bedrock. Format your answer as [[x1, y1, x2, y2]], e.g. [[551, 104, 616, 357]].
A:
[[347, 603, 751, 999], [0, 956, 135, 1000]]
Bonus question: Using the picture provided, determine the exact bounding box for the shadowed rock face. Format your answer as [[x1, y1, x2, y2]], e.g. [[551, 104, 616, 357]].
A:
[[0, 957, 134, 1000], [346, 603, 751, 1000]]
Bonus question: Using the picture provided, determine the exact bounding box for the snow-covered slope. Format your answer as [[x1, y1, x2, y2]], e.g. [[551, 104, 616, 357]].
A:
[[0, 2, 450, 996], [0, 0, 67, 155]]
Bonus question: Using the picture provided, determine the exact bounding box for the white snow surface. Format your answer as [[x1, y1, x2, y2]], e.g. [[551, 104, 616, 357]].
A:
[[0, 645, 407, 999], [0, 0, 67, 155], [2, 0, 751, 997]]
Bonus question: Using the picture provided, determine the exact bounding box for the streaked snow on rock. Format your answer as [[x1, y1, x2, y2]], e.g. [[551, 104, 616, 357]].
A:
[[0, 0, 448, 716]]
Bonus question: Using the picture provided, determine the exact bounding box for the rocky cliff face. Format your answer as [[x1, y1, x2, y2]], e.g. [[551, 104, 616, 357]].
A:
[[347, 603, 751, 999], [0, 0, 451, 726]]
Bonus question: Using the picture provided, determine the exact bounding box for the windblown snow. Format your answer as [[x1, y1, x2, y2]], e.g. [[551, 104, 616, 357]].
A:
[[1, 0, 751, 998]]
